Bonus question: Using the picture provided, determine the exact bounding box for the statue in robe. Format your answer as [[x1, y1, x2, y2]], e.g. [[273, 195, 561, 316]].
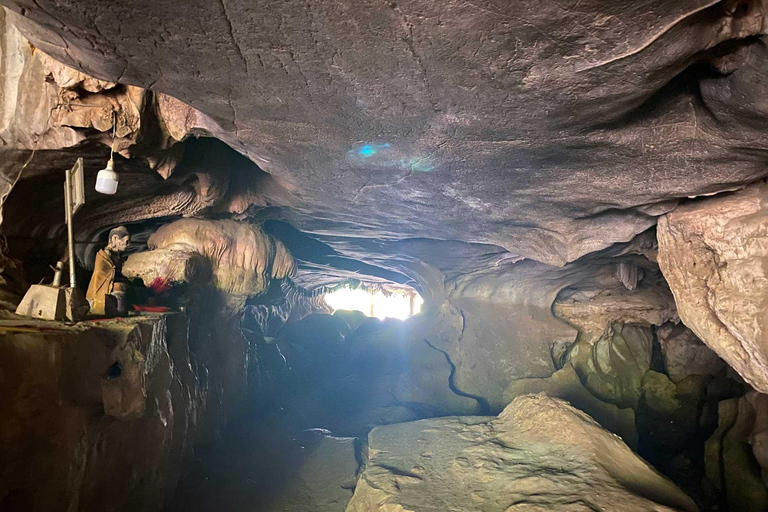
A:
[[86, 226, 130, 315]]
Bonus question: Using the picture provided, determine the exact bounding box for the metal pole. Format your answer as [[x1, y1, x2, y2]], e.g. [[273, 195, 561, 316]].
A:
[[65, 171, 76, 288]]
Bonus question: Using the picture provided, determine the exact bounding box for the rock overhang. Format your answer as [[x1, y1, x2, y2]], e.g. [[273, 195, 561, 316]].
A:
[[3, 0, 768, 271]]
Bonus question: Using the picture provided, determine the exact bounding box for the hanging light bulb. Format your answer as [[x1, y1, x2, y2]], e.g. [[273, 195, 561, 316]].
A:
[[95, 112, 119, 195], [95, 156, 118, 194]]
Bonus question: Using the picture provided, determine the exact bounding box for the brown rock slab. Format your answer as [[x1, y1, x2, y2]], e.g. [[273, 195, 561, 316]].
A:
[[0, 314, 205, 512]]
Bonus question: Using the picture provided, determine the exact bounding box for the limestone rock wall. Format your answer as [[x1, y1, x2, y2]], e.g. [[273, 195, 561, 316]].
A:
[[657, 182, 768, 393], [423, 247, 676, 413], [0, 312, 248, 512], [124, 218, 297, 307], [705, 391, 768, 512]]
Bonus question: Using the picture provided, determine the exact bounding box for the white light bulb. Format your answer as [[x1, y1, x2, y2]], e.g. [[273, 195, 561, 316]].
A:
[[95, 158, 118, 195]]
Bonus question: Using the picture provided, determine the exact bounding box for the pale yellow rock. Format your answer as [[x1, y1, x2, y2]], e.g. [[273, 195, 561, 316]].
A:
[[347, 395, 698, 512], [503, 363, 638, 448], [658, 182, 768, 393], [127, 219, 296, 304]]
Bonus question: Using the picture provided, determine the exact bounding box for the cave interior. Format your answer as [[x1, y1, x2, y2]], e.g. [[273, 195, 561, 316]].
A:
[[2, 1, 768, 512]]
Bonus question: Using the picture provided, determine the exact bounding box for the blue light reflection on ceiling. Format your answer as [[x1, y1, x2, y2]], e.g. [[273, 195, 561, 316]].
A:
[[349, 143, 434, 172], [358, 143, 390, 157]]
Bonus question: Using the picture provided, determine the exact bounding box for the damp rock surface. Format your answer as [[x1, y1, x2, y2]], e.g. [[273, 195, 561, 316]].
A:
[[347, 394, 699, 512], [705, 392, 768, 512], [0, 315, 205, 512]]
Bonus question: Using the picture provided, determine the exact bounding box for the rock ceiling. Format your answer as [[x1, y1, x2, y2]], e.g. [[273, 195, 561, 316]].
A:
[[4, 0, 768, 269]]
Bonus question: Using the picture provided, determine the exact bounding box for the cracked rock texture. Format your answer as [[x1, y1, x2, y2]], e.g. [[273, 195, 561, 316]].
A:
[[347, 394, 698, 512], [4, 1, 768, 266], [0, 315, 203, 512], [658, 181, 768, 393]]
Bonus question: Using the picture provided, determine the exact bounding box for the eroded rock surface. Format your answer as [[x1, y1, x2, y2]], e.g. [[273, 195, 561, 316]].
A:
[[347, 394, 698, 512], [4, 2, 768, 266], [124, 218, 296, 306], [705, 392, 768, 512], [658, 182, 768, 393], [658, 324, 726, 384], [0, 315, 204, 512]]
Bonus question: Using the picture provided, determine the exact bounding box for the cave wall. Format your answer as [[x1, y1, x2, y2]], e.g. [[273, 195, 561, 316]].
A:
[[0, 311, 249, 512]]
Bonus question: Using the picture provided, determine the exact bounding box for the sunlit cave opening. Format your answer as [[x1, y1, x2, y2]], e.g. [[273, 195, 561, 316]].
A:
[[323, 284, 423, 320]]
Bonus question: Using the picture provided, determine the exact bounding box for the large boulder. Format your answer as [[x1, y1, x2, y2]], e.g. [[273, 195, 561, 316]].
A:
[[503, 364, 638, 448], [347, 394, 698, 512], [657, 182, 768, 393]]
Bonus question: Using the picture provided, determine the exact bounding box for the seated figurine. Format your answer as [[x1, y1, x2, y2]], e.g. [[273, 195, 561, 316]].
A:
[[86, 226, 130, 316]]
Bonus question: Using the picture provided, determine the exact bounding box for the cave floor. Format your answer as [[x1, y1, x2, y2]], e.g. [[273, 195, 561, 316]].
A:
[[166, 407, 361, 512]]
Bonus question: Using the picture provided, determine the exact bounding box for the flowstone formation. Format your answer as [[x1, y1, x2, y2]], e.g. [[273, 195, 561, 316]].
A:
[[124, 218, 296, 306]]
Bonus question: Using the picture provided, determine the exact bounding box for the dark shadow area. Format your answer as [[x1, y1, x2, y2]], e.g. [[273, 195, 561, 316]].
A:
[[169, 308, 449, 512]]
